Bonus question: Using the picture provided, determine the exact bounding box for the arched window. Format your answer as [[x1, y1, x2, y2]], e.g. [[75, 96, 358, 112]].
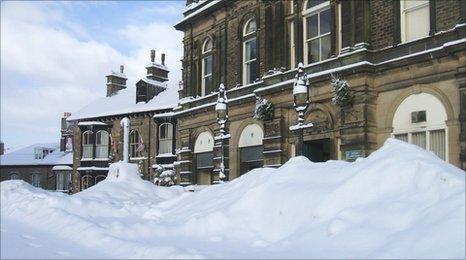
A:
[[392, 93, 448, 161], [303, 0, 331, 64], [194, 131, 214, 184], [238, 124, 264, 175], [159, 123, 173, 154], [95, 130, 109, 159], [82, 131, 93, 159], [243, 18, 258, 85], [201, 38, 213, 96], [31, 173, 41, 188], [400, 0, 430, 42], [130, 130, 142, 158], [10, 173, 19, 180], [95, 175, 106, 184], [81, 174, 92, 190]]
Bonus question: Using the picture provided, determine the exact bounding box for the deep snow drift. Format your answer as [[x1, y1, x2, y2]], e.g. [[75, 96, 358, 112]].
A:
[[1, 139, 465, 259]]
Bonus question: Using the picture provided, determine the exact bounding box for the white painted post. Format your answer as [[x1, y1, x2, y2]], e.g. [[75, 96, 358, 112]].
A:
[[120, 117, 130, 162]]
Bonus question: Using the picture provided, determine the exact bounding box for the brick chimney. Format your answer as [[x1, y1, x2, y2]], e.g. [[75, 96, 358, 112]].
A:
[[146, 49, 169, 83], [106, 65, 127, 97]]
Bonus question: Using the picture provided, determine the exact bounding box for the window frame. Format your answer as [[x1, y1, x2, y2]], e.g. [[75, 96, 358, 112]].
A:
[[95, 130, 109, 159], [82, 130, 93, 159], [201, 38, 213, 96], [31, 173, 41, 188], [81, 174, 93, 190], [56, 171, 71, 191], [158, 123, 174, 154], [302, 0, 331, 65], [129, 129, 142, 158], [400, 0, 430, 43], [242, 18, 258, 85]]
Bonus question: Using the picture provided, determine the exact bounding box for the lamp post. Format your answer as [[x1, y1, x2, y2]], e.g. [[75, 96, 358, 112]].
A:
[[291, 63, 311, 156], [215, 83, 228, 181]]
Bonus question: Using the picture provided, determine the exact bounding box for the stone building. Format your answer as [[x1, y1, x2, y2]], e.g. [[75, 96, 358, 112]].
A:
[[67, 50, 178, 192], [0, 113, 74, 191], [173, 0, 466, 185]]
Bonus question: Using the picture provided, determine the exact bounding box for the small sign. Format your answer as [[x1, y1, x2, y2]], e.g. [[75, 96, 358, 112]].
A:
[[345, 150, 363, 162]]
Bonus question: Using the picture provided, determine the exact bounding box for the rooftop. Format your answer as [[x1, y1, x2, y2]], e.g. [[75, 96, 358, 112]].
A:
[[0, 143, 73, 166]]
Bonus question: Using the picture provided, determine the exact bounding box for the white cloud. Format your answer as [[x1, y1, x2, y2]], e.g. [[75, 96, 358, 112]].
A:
[[0, 2, 183, 149]]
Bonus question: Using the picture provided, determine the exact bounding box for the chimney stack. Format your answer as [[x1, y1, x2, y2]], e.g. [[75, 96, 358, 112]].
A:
[[161, 53, 166, 66], [150, 49, 155, 63], [106, 65, 127, 97]]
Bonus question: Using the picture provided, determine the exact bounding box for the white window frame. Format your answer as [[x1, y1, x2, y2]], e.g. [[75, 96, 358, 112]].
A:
[[130, 130, 142, 158], [302, 0, 331, 65], [201, 38, 213, 96], [392, 127, 448, 161], [242, 18, 257, 85], [400, 0, 430, 43], [95, 130, 109, 159], [158, 123, 173, 154], [82, 131, 93, 159], [56, 171, 71, 191], [289, 20, 296, 68]]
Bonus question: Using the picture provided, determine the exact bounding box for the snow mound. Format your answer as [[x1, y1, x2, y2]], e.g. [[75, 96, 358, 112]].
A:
[[1, 139, 464, 259]]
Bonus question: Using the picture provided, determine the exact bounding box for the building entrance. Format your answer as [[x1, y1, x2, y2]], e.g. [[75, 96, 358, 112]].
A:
[[303, 138, 331, 162]]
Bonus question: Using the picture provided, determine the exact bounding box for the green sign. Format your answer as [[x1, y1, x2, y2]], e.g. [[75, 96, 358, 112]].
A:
[[345, 150, 363, 162]]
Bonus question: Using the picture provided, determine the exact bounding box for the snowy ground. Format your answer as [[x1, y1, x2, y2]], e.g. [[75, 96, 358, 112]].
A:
[[1, 139, 465, 259]]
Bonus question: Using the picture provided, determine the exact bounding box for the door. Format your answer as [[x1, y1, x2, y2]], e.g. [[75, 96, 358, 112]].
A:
[[303, 138, 331, 162]]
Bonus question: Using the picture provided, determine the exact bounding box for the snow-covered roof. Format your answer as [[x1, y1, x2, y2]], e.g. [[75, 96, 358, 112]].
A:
[[108, 71, 127, 79], [77, 121, 108, 126], [67, 85, 179, 121], [140, 78, 166, 87], [175, 0, 224, 28], [0, 143, 73, 166]]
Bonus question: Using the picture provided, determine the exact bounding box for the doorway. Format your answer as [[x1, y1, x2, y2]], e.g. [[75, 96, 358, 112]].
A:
[[303, 138, 331, 162]]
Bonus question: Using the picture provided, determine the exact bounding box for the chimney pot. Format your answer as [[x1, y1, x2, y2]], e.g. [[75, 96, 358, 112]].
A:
[[161, 53, 166, 65], [150, 49, 155, 63], [120, 65, 124, 73]]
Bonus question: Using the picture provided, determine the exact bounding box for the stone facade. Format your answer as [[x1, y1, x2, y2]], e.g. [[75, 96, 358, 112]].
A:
[[0, 165, 55, 189], [174, 0, 466, 185]]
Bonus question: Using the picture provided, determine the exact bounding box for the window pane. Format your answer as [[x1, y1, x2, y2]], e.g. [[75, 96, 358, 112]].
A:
[[321, 34, 331, 60], [203, 38, 212, 52], [307, 0, 326, 9], [412, 132, 426, 149], [245, 19, 257, 35], [197, 152, 213, 168], [241, 146, 263, 162], [246, 61, 258, 84], [405, 3, 429, 41], [205, 75, 212, 93], [308, 39, 320, 63], [429, 129, 446, 160], [245, 38, 257, 61], [394, 133, 408, 143], [203, 55, 212, 75], [307, 14, 318, 39], [160, 124, 167, 139], [320, 8, 330, 34]]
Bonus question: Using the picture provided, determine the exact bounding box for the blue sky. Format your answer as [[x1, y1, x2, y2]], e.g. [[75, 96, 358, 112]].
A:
[[1, 1, 185, 151]]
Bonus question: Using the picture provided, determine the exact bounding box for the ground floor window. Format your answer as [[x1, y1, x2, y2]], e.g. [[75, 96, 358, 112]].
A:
[[56, 171, 72, 191], [31, 173, 41, 188], [240, 145, 263, 175], [196, 152, 214, 169], [95, 175, 106, 184], [10, 173, 19, 180], [394, 129, 446, 160], [81, 174, 93, 190]]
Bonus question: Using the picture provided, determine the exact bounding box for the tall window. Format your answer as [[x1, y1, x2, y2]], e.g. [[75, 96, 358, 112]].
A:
[[400, 0, 430, 42], [392, 93, 448, 161], [130, 130, 142, 158], [159, 123, 173, 154], [194, 131, 214, 177], [201, 38, 213, 96], [303, 0, 331, 64], [289, 21, 296, 68], [243, 18, 258, 85], [82, 131, 93, 159], [56, 171, 71, 191], [31, 173, 41, 188], [95, 130, 109, 159]]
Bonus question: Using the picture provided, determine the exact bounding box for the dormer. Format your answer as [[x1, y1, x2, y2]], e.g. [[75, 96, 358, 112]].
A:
[[34, 147, 54, 160], [106, 65, 127, 97]]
